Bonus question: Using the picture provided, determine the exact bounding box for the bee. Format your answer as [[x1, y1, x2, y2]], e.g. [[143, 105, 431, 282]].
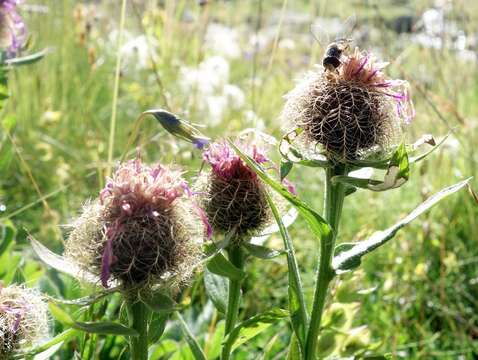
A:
[[310, 15, 356, 72], [322, 38, 352, 71]]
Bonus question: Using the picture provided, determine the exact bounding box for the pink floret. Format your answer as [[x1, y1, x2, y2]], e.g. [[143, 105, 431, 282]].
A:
[[203, 141, 269, 181]]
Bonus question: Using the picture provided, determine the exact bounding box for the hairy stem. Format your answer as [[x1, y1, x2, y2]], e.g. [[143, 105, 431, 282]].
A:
[[305, 165, 346, 360], [221, 244, 245, 360], [127, 299, 149, 360]]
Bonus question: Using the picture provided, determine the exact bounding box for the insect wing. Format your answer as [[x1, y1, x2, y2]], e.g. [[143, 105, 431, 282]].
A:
[[310, 20, 330, 48], [335, 14, 356, 41]]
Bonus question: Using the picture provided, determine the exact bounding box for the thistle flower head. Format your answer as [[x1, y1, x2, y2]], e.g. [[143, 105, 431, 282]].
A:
[[282, 47, 415, 162], [0, 284, 48, 357], [199, 140, 272, 240], [203, 141, 268, 181], [65, 159, 205, 291], [0, 0, 26, 57]]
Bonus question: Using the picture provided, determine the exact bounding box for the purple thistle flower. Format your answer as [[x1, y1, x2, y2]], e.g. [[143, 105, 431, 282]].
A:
[[341, 48, 415, 124], [91, 158, 207, 288], [0, 0, 26, 57], [203, 141, 269, 181]]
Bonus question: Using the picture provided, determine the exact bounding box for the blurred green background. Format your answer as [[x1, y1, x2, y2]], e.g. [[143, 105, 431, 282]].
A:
[[0, 0, 477, 358]]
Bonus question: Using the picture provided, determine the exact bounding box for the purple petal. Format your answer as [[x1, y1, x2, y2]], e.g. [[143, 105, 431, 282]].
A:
[[193, 138, 210, 149], [100, 227, 115, 288]]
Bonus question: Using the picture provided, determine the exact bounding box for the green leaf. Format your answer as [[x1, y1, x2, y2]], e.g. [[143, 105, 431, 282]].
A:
[[332, 178, 471, 273], [11, 267, 25, 284], [243, 242, 284, 259], [148, 313, 169, 344], [266, 193, 307, 353], [279, 130, 330, 168], [250, 207, 298, 245], [30, 237, 98, 283], [204, 269, 228, 314], [229, 141, 333, 247], [203, 230, 235, 258], [0, 220, 15, 256], [32, 342, 64, 360], [74, 321, 138, 336], [206, 252, 246, 281], [223, 308, 289, 354], [141, 290, 180, 314], [409, 132, 449, 164], [280, 160, 293, 181], [12, 329, 77, 359], [332, 143, 409, 192], [205, 321, 225, 359], [144, 109, 210, 149], [48, 302, 75, 326], [47, 290, 115, 306], [175, 312, 207, 360], [4, 48, 48, 66], [49, 302, 137, 336], [287, 335, 302, 360], [149, 339, 178, 359], [1, 115, 16, 132], [333, 242, 356, 256]]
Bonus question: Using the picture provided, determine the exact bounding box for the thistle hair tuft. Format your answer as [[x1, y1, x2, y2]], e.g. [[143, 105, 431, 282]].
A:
[[282, 47, 415, 161], [0, 284, 49, 357]]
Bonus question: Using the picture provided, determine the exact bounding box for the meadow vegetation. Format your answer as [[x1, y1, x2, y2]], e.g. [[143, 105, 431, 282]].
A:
[[0, 0, 477, 358]]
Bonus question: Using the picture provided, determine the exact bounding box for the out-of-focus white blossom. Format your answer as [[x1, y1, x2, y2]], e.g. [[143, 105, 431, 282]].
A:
[[179, 56, 230, 96], [422, 8, 444, 36], [121, 35, 157, 70], [205, 23, 241, 59], [179, 56, 246, 126], [244, 110, 265, 131], [223, 84, 245, 110]]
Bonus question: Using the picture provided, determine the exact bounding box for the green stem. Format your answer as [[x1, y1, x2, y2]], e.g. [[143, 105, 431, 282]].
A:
[[305, 165, 346, 360], [221, 244, 245, 360], [127, 300, 149, 360]]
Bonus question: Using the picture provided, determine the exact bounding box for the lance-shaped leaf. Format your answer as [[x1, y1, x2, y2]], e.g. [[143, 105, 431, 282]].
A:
[[5, 48, 49, 67], [409, 132, 450, 164], [243, 243, 284, 259], [47, 288, 117, 306], [141, 290, 181, 314], [332, 178, 471, 273], [12, 329, 77, 360], [0, 220, 15, 256], [250, 207, 298, 246], [266, 193, 308, 353], [280, 160, 294, 181], [204, 269, 228, 314], [143, 109, 210, 149], [206, 252, 246, 281], [332, 143, 409, 192], [279, 129, 330, 168], [30, 237, 99, 284], [229, 141, 333, 247], [348, 132, 450, 170], [49, 302, 138, 336], [175, 312, 207, 360], [222, 308, 289, 355]]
